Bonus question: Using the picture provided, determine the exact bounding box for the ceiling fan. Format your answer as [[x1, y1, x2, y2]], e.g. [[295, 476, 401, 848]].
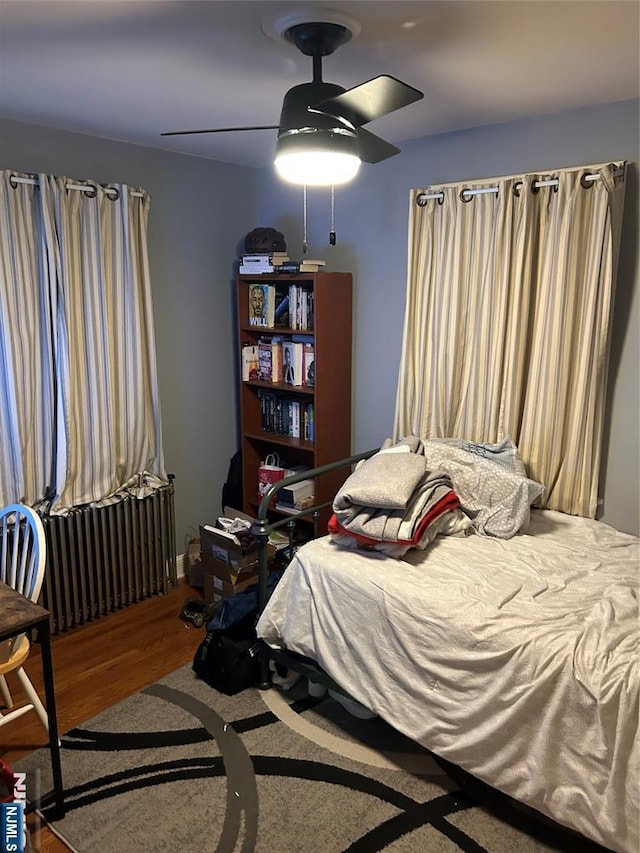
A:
[[161, 20, 424, 186]]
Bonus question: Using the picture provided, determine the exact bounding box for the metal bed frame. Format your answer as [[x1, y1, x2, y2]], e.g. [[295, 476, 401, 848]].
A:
[[253, 447, 378, 691]]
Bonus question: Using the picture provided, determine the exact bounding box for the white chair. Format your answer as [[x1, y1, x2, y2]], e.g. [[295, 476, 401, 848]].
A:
[[0, 503, 49, 733]]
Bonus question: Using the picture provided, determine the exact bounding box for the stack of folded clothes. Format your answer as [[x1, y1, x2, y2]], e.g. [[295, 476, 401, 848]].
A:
[[328, 437, 466, 557]]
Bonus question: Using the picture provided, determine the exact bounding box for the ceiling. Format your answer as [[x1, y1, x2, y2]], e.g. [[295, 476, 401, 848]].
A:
[[1, 1, 638, 169]]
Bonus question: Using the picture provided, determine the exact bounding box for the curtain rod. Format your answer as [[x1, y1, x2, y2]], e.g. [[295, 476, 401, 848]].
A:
[[416, 169, 623, 206], [9, 174, 144, 198]]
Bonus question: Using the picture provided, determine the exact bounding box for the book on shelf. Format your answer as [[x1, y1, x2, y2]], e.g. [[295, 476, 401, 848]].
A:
[[290, 400, 300, 438], [239, 264, 274, 274], [288, 284, 297, 329], [282, 340, 304, 386], [271, 336, 283, 383], [241, 344, 259, 381], [258, 338, 273, 382], [242, 252, 290, 263], [274, 292, 289, 327], [248, 282, 275, 327], [303, 341, 315, 387], [273, 262, 300, 274], [273, 259, 325, 274], [305, 402, 314, 441], [240, 258, 274, 274], [239, 253, 290, 274]]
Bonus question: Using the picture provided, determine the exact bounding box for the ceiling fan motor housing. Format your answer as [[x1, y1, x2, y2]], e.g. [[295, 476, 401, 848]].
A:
[[278, 81, 347, 133], [277, 80, 359, 159]]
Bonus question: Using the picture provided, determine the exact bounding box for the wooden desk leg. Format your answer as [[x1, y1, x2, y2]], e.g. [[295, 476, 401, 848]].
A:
[[38, 620, 65, 819]]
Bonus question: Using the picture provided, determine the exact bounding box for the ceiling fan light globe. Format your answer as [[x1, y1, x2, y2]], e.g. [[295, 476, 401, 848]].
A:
[[275, 150, 360, 186]]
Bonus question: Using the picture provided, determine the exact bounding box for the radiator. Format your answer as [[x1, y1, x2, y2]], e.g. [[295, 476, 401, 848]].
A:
[[41, 482, 178, 633]]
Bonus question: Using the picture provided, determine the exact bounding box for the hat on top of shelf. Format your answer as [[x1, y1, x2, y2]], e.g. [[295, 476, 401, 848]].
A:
[[244, 227, 286, 254]]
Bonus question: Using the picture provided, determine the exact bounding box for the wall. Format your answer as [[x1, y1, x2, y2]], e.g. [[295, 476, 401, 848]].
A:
[[1, 101, 638, 541], [256, 99, 639, 535], [0, 118, 258, 546]]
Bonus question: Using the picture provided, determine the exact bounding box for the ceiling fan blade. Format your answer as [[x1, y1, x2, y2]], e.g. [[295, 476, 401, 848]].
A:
[[313, 75, 423, 129], [357, 128, 400, 164], [161, 125, 279, 137]]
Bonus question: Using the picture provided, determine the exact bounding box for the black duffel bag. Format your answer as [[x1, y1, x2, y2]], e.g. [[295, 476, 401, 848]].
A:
[[192, 571, 282, 695], [193, 610, 261, 695]]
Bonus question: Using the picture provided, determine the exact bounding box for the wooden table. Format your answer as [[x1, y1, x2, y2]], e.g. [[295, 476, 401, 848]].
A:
[[0, 582, 64, 818]]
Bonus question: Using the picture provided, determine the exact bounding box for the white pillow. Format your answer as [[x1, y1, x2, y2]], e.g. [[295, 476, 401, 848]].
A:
[[422, 440, 545, 538], [435, 435, 527, 476]]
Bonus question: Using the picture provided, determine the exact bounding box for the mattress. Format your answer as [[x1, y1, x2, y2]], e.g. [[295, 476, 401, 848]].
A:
[[257, 509, 639, 853]]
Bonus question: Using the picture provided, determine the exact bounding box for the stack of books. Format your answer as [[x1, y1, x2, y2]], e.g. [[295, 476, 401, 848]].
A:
[[257, 389, 315, 441], [274, 259, 326, 274], [288, 285, 313, 330], [246, 336, 314, 387], [238, 252, 290, 274]]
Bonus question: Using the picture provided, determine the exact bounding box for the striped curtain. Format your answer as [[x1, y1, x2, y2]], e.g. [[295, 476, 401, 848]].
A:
[[0, 171, 166, 513], [394, 162, 626, 518]]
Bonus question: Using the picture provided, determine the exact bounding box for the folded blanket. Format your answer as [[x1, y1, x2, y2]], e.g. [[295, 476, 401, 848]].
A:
[[330, 439, 462, 559], [334, 475, 456, 543], [333, 452, 428, 512], [328, 494, 462, 558]]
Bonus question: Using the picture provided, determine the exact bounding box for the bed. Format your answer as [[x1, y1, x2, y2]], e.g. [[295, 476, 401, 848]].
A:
[[253, 441, 639, 853]]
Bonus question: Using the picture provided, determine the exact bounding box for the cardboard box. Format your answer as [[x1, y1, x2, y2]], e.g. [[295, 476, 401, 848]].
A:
[[199, 512, 275, 574], [186, 537, 204, 587], [200, 552, 255, 584], [199, 509, 279, 604], [203, 559, 258, 604], [201, 550, 281, 604]]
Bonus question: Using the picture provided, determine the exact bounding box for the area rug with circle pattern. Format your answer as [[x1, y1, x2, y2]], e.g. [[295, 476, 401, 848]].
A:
[[16, 664, 607, 853]]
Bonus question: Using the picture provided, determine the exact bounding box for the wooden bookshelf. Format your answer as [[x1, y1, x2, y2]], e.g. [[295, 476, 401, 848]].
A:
[[237, 271, 352, 529]]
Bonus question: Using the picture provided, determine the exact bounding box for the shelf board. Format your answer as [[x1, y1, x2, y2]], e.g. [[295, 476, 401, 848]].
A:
[[244, 379, 314, 396], [247, 500, 314, 524], [240, 325, 313, 335], [244, 432, 313, 451]]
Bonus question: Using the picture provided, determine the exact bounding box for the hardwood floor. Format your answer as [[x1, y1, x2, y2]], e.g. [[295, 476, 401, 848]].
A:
[[0, 579, 205, 852]]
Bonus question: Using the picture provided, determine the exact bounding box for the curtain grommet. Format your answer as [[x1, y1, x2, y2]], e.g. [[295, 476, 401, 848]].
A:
[[580, 172, 594, 190], [551, 177, 559, 193], [512, 182, 523, 198], [83, 184, 98, 198], [460, 188, 472, 203], [416, 193, 427, 207], [103, 185, 120, 201], [437, 193, 444, 206], [531, 179, 540, 195], [8, 174, 20, 189]]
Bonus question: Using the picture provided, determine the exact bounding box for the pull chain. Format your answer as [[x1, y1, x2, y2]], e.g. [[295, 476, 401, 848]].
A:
[[303, 185, 308, 254], [329, 185, 336, 245]]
